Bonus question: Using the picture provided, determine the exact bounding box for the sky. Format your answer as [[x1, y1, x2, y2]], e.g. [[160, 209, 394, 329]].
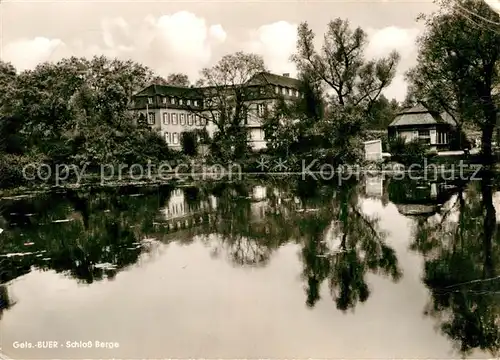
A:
[[1, 0, 499, 101]]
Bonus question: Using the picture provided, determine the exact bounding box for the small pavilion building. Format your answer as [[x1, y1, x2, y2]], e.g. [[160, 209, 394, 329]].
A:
[[388, 104, 458, 151]]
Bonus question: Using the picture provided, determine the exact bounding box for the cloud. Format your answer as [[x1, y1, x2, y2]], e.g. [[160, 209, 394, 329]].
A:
[[1, 11, 227, 80], [209, 24, 227, 43], [0, 16, 421, 101], [365, 26, 420, 59], [101, 17, 132, 49], [1, 37, 66, 72], [244, 21, 298, 76], [365, 26, 421, 101], [382, 73, 408, 101]]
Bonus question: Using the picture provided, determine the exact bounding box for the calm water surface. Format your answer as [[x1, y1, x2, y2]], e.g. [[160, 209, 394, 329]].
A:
[[0, 176, 499, 359]]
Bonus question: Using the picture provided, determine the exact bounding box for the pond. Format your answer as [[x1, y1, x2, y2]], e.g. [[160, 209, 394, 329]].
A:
[[0, 175, 499, 359]]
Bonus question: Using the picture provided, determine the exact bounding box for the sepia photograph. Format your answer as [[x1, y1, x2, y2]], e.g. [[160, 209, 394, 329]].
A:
[[0, 0, 499, 359]]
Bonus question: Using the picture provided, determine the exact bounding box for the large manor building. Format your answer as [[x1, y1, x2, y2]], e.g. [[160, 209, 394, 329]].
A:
[[130, 72, 302, 151]]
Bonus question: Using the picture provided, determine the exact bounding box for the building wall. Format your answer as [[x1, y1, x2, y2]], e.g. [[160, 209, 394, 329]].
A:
[[392, 125, 455, 148], [364, 140, 382, 161], [162, 188, 217, 220], [134, 80, 301, 151], [137, 108, 217, 149], [398, 129, 419, 143]]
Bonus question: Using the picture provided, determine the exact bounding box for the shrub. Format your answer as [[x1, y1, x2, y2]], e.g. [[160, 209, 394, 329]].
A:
[[0, 153, 47, 189], [180, 131, 198, 156], [449, 129, 471, 151], [389, 137, 428, 165], [363, 131, 389, 152]]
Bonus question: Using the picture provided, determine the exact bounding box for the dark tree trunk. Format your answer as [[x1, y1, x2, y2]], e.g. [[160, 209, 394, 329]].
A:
[[480, 90, 498, 166], [481, 123, 494, 166], [480, 173, 495, 278]]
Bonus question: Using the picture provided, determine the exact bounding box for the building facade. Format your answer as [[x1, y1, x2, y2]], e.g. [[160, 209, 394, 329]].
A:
[[388, 104, 458, 151], [130, 72, 302, 151]]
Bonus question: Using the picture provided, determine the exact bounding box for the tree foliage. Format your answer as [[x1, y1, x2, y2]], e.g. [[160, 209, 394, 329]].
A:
[[366, 94, 400, 130], [265, 19, 400, 166], [194, 52, 267, 161], [180, 131, 199, 156], [407, 0, 500, 163], [0, 56, 174, 187], [291, 19, 400, 110], [411, 176, 500, 356], [165, 73, 190, 87]]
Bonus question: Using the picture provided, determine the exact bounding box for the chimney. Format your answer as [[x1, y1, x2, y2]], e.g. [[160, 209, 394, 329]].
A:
[[282, 73, 290, 77]]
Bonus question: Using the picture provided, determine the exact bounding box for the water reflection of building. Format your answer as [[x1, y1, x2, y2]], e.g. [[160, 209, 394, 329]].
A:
[[388, 179, 458, 217], [158, 188, 217, 231], [162, 189, 217, 220], [156, 185, 299, 235], [251, 186, 268, 220], [364, 175, 383, 198]]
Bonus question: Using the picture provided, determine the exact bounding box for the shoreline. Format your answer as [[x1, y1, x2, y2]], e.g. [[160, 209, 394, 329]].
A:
[[0, 168, 495, 199]]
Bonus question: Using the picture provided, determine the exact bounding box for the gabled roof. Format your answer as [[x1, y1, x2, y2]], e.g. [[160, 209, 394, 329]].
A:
[[134, 84, 202, 98], [389, 103, 457, 127], [396, 204, 439, 217], [133, 72, 302, 98], [246, 72, 301, 89]]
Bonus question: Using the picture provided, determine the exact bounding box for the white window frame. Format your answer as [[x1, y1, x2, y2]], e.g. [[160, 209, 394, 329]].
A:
[[257, 104, 265, 117], [147, 113, 155, 125]]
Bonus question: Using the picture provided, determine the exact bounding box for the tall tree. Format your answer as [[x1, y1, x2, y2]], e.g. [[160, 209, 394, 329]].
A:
[[290, 19, 400, 164], [193, 52, 266, 160], [0, 61, 23, 154], [1, 56, 172, 168], [165, 73, 190, 87], [263, 71, 326, 159], [407, 0, 500, 164], [291, 19, 400, 110], [366, 94, 400, 130], [148, 75, 168, 85]]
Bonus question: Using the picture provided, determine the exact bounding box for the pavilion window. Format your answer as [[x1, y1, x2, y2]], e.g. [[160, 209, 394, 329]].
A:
[[418, 129, 431, 144]]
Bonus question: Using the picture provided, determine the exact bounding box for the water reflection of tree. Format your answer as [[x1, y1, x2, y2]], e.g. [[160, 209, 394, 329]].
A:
[[0, 284, 15, 320], [199, 179, 402, 311], [0, 180, 403, 315], [198, 182, 291, 267], [0, 186, 172, 285], [411, 175, 500, 357], [298, 181, 402, 311]]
